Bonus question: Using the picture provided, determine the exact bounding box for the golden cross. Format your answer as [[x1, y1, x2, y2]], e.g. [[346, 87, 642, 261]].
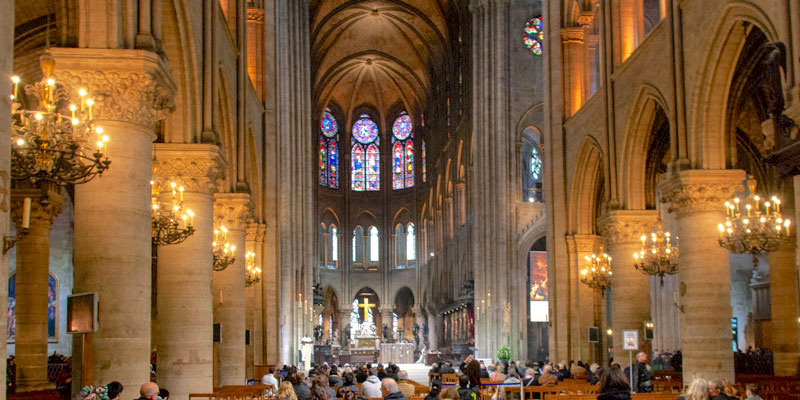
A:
[[357, 297, 375, 320]]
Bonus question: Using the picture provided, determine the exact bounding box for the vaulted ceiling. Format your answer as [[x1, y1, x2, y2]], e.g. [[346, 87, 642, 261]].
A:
[[311, 0, 453, 122]]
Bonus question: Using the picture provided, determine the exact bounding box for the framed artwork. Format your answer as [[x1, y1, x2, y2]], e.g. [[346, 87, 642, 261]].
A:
[[8, 272, 59, 343]]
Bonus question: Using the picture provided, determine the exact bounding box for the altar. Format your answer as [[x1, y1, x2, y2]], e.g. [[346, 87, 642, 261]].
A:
[[349, 298, 380, 363], [380, 342, 415, 364]]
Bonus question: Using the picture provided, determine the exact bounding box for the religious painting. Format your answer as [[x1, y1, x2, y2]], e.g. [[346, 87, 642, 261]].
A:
[[8, 272, 58, 342], [529, 251, 549, 322]]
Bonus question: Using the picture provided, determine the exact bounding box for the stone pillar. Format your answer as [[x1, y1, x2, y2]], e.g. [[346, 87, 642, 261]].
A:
[[153, 144, 223, 399], [598, 210, 658, 369], [12, 188, 62, 391], [380, 306, 393, 341], [53, 47, 175, 390], [213, 193, 252, 385], [562, 27, 586, 116], [565, 234, 603, 363], [338, 308, 351, 347], [660, 169, 744, 384], [427, 310, 438, 351], [251, 224, 265, 365], [769, 243, 800, 376], [0, 3, 10, 397]]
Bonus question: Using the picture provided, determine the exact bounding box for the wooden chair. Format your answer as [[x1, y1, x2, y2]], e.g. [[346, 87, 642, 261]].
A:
[[442, 374, 458, 385]]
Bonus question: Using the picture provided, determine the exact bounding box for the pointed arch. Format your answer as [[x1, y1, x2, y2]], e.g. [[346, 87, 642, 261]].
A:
[[569, 137, 605, 234]]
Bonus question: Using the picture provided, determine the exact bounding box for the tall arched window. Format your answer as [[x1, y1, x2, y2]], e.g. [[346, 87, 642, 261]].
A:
[[369, 226, 380, 262], [353, 226, 364, 268], [352, 114, 380, 191], [522, 127, 544, 202], [319, 223, 326, 268], [406, 223, 416, 264], [395, 224, 407, 269], [328, 224, 338, 269], [319, 108, 339, 188], [392, 112, 414, 189]]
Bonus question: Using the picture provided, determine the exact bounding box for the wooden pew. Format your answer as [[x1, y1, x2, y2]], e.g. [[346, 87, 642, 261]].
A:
[[442, 374, 458, 385]]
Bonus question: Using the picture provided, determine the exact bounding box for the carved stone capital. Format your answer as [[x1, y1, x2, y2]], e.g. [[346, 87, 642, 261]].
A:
[[11, 188, 63, 228], [247, 8, 265, 23], [50, 48, 176, 131], [213, 192, 253, 232], [578, 12, 595, 27], [565, 234, 602, 254], [658, 169, 746, 218], [246, 222, 266, 244], [561, 27, 585, 43], [153, 143, 226, 195], [597, 210, 659, 247]]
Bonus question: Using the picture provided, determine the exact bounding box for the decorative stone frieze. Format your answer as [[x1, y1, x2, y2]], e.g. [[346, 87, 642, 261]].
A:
[[658, 169, 745, 218], [597, 210, 659, 247], [561, 27, 585, 42], [153, 144, 227, 194], [11, 188, 63, 227], [565, 234, 601, 254]]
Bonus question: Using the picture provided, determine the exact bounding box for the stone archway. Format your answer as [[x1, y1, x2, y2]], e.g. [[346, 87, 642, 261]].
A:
[[393, 287, 415, 342]]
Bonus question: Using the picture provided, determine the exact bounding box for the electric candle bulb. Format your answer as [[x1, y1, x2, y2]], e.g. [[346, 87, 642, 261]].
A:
[[16, 139, 23, 146], [11, 76, 19, 99]]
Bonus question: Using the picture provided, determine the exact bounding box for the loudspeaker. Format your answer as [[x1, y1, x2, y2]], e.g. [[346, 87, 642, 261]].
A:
[[588, 326, 599, 343], [246, 329, 251, 345], [213, 323, 221, 342]]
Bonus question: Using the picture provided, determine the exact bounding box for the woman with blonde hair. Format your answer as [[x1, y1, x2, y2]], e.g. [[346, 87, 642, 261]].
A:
[[277, 381, 299, 400], [677, 378, 709, 400]]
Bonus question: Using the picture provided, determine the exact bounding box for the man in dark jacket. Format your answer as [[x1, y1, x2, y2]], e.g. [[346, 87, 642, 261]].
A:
[[623, 352, 653, 393], [457, 375, 479, 400], [709, 380, 732, 400], [382, 378, 409, 400]]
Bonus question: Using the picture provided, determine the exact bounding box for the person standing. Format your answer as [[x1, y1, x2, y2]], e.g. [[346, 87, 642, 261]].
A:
[[623, 352, 653, 393]]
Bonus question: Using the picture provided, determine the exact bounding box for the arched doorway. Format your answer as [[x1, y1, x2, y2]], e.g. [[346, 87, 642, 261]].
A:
[[393, 287, 415, 343], [351, 287, 383, 339], [319, 286, 339, 342]]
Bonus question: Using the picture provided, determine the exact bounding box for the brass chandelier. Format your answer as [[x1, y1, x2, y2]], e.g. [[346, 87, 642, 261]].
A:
[[718, 176, 792, 269], [245, 251, 261, 287], [633, 223, 678, 285], [10, 51, 110, 186], [580, 251, 613, 291], [213, 226, 236, 271], [151, 181, 195, 246]]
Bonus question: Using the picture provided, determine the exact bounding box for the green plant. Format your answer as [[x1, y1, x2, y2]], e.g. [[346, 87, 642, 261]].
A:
[[497, 345, 512, 362]]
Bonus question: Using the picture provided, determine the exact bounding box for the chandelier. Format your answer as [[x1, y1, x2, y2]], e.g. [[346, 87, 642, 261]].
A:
[[213, 226, 236, 271], [245, 251, 261, 287], [151, 181, 195, 246], [580, 251, 613, 291], [718, 176, 792, 269], [633, 223, 679, 285], [10, 51, 110, 186]]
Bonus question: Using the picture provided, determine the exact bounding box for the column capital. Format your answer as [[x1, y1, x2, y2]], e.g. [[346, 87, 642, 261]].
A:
[[11, 187, 63, 227], [561, 27, 585, 43], [246, 222, 266, 244], [597, 210, 659, 247], [659, 169, 746, 218], [51, 47, 176, 131], [565, 234, 602, 254], [153, 143, 226, 194], [213, 192, 253, 231]]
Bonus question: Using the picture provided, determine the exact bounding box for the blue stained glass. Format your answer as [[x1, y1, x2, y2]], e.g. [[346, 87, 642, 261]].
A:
[[366, 144, 380, 191], [352, 144, 365, 191], [328, 139, 338, 188], [352, 114, 379, 144], [321, 109, 338, 138], [524, 17, 544, 56], [392, 112, 413, 140], [393, 142, 404, 190]]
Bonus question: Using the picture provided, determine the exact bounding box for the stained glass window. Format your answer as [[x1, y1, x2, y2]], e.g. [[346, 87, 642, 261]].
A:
[[530, 147, 542, 181], [422, 141, 427, 183], [366, 144, 380, 191], [524, 17, 544, 56], [352, 114, 380, 191], [331, 226, 338, 262], [319, 136, 327, 186], [369, 226, 379, 262], [352, 145, 365, 191], [319, 108, 339, 188], [407, 223, 416, 261], [391, 112, 414, 190]]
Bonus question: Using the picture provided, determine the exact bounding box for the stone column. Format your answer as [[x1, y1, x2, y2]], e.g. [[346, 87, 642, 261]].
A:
[[338, 308, 351, 347], [380, 306, 393, 341], [598, 210, 658, 368], [213, 193, 252, 385], [252, 224, 265, 365], [153, 144, 223, 399], [769, 243, 800, 376], [427, 310, 438, 351], [11, 188, 62, 391], [562, 27, 586, 116], [0, 4, 10, 397], [565, 234, 603, 363], [660, 169, 744, 384], [53, 47, 175, 390]]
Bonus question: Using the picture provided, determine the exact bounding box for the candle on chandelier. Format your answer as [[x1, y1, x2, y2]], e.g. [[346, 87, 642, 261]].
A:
[[21, 197, 31, 229], [86, 98, 94, 120], [79, 89, 87, 110], [11, 76, 19, 100]]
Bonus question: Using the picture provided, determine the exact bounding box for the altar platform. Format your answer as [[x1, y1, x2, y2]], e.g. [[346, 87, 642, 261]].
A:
[[379, 342, 415, 364]]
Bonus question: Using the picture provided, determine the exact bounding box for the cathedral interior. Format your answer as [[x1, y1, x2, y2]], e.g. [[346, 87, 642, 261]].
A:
[[1, 0, 800, 399]]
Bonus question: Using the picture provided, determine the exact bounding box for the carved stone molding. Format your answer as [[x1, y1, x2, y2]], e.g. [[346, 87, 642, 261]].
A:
[[214, 192, 253, 232], [597, 210, 659, 247], [153, 143, 226, 194], [50, 47, 176, 131], [578, 12, 595, 27], [561, 27, 585, 42], [566, 234, 601, 254], [247, 8, 265, 23], [658, 169, 746, 218], [246, 222, 266, 244], [11, 188, 63, 228]]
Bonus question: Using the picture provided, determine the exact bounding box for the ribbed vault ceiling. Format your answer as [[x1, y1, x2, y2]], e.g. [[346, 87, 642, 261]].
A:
[[311, 0, 451, 119]]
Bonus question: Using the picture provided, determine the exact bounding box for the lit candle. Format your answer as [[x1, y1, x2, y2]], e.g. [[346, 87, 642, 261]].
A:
[[179, 186, 184, 202], [21, 197, 31, 229], [11, 76, 19, 100], [86, 98, 94, 120], [79, 89, 86, 110]]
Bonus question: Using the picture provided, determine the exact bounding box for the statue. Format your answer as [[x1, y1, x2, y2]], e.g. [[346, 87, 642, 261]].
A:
[[342, 323, 351, 346], [357, 320, 377, 337], [422, 322, 429, 348], [412, 322, 420, 348], [383, 323, 391, 342], [314, 324, 323, 343]]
